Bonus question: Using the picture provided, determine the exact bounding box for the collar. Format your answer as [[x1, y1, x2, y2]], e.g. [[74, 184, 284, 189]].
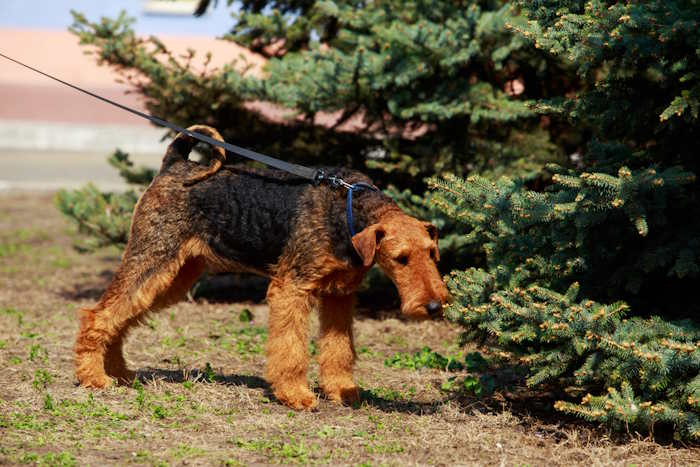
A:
[[345, 182, 379, 237]]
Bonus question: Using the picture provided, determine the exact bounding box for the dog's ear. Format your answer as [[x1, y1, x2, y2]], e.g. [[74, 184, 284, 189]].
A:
[[424, 222, 440, 261], [351, 224, 385, 267], [424, 222, 438, 242]]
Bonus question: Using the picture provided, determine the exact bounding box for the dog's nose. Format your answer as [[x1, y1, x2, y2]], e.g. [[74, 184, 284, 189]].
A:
[[425, 300, 442, 316]]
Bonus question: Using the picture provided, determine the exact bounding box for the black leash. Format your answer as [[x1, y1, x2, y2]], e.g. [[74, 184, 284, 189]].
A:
[[0, 51, 380, 238], [0, 51, 320, 182]]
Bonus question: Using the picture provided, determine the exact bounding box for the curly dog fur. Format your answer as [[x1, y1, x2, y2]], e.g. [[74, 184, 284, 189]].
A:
[[74, 124, 449, 409]]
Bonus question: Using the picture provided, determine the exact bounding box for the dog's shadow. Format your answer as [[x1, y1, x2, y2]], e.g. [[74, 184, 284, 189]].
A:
[[58, 269, 115, 301], [134, 367, 440, 415], [356, 389, 442, 415], [136, 367, 268, 390]]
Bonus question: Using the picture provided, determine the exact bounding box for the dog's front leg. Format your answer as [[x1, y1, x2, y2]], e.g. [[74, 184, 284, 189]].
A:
[[264, 279, 317, 410], [319, 294, 360, 405]]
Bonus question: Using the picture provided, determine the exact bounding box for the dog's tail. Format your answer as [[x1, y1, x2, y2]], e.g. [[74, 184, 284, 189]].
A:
[[161, 124, 226, 186]]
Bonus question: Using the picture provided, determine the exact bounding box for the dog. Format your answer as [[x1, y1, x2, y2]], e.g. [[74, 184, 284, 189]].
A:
[[74, 125, 449, 409]]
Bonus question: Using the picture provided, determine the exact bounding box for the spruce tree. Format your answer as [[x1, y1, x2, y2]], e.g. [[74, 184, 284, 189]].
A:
[[57, 1, 569, 259], [433, 0, 700, 439], [53, 0, 700, 439]]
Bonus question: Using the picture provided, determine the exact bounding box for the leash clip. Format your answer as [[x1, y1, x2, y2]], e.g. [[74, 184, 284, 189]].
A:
[[316, 170, 354, 190], [331, 176, 354, 190], [345, 181, 379, 238], [313, 168, 379, 238]]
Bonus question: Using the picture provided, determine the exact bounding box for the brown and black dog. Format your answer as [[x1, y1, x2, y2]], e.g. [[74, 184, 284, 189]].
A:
[[75, 125, 449, 409]]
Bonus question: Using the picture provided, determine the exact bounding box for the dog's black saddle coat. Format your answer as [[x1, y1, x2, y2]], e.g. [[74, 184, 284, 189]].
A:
[[185, 165, 383, 272]]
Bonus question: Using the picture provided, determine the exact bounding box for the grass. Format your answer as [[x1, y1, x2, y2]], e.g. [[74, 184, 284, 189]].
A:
[[384, 346, 466, 371], [18, 451, 76, 467], [0, 192, 698, 465]]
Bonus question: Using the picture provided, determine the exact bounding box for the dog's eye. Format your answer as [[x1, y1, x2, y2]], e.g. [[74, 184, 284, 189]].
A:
[[395, 254, 409, 266]]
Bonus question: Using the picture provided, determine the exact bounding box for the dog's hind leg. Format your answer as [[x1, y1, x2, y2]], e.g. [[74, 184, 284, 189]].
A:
[[318, 294, 359, 405], [75, 239, 209, 388]]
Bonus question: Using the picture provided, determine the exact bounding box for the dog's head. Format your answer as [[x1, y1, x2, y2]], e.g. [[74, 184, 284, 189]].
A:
[[352, 211, 449, 319]]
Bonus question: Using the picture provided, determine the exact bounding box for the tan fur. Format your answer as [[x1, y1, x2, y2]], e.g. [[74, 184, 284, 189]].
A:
[[74, 125, 449, 410], [264, 276, 318, 409], [318, 294, 358, 405], [175, 124, 227, 186], [354, 210, 448, 319], [75, 210, 448, 405], [75, 238, 230, 388]]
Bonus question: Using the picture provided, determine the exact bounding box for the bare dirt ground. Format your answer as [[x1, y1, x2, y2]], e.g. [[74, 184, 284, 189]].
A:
[[1, 192, 698, 466]]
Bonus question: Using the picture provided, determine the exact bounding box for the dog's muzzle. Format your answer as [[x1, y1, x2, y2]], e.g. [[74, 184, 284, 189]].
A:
[[425, 300, 443, 316]]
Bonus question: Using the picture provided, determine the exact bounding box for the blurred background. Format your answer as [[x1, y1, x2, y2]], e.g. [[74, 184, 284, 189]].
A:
[[0, 0, 245, 191]]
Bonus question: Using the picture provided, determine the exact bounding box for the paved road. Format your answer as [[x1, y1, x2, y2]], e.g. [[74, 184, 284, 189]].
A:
[[0, 149, 160, 192], [0, 121, 166, 192]]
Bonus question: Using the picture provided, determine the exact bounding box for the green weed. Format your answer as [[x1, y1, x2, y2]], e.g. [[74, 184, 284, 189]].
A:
[[277, 440, 312, 463], [367, 414, 385, 431], [238, 308, 253, 322], [236, 437, 313, 464], [235, 438, 274, 452], [152, 405, 169, 420], [51, 257, 71, 269], [358, 346, 379, 358], [223, 459, 245, 466], [161, 328, 187, 348], [203, 362, 217, 382], [43, 393, 54, 411], [19, 451, 76, 466], [462, 376, 483, 396], [50, 394, 129, 422], [232, 326, 266, 357], [32, 369, 52, 390], [0, 241, 25, 258], [1, 307, 24, 326], [385, 346, 463, 371], [131, 451, 163, 465], [133, 379, 147, 409], [385, 335, 407, 347], [4, 412, 53, 431], [366, 441, 404, 454], [171, 444, 206, 459], [235, 326, 267, 338], [29, 344, 48, 363], [316, 425, 342, 439], [441, 374, 496, 397]]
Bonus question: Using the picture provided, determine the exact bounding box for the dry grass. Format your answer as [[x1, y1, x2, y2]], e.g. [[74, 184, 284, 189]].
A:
[[0, 192, 698, 466]]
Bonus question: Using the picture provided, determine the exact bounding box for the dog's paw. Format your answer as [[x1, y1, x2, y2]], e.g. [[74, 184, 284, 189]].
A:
[[323, 384, 360, 406], [274, 386, 318, 410], [78, 374, 114, 389]]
